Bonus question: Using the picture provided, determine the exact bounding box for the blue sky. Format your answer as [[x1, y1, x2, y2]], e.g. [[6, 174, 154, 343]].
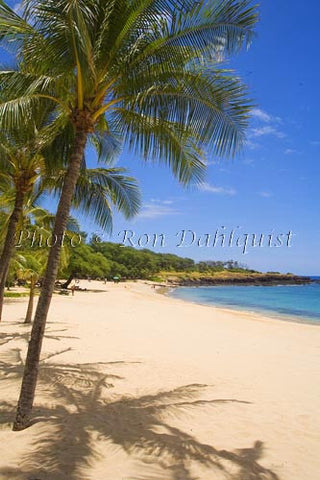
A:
[[3, 1, 320, 274]]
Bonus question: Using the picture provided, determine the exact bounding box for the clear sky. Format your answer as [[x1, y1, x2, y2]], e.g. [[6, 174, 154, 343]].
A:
[[3, 1, 320, 275]]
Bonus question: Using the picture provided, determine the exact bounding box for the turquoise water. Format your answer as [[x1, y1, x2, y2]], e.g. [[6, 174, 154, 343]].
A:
[[169, 280, 320, 324]]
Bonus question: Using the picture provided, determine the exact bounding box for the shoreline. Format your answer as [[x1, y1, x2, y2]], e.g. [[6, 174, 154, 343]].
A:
[[161, 284, 320, 327], [1, 280, 319, 480]]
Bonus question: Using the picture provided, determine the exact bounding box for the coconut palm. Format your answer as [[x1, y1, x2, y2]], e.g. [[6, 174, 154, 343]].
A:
[[24, 266, 38, 324], [11, 220, 76, 325], [0, 160, 140, 320], [10, 202, 81, 324], [0, 125, 49, 321], [0, 0, 258, 429], [10, 252, 43, 324], [0, 89, 140, 321]]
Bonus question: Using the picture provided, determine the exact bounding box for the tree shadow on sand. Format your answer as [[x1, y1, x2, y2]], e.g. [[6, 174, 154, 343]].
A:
[[0, 324, 77, 348], [0, 350, 280, 480]]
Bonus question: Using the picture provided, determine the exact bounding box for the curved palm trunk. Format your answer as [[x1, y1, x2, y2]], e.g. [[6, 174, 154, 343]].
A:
[[24, 276, 36, 324], [0, 189, 25, 322], [61, 273, 74, 289], [13, 130, 87, 431]]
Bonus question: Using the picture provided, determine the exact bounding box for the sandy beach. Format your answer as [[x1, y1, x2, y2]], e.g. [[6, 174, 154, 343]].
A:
[[0, 280, 319, 480]]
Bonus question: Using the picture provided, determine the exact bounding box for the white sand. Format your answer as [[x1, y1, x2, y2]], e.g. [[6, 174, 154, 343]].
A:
[[0, 280, 319, 480]]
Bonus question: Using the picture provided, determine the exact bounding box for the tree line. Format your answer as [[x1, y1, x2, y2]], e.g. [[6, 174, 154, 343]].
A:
[[7, 235, 253, 288]]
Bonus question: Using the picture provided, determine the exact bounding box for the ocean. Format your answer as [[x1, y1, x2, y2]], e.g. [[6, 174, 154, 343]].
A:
[[169, 278, 320, 324]]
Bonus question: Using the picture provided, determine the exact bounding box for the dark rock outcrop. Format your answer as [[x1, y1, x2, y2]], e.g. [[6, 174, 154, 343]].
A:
[[167, 274, 311, 287]]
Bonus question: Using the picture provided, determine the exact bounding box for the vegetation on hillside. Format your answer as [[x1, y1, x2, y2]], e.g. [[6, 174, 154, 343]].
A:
[[7, 236, 304, 287], [59, 239, 255, 283]]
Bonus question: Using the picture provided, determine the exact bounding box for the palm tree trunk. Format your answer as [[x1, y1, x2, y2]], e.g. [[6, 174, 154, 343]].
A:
[[0, 189, 25, 322], [24, 276, 36, 324], [61, 273, 74, 289], [13, 129, 88, 431]]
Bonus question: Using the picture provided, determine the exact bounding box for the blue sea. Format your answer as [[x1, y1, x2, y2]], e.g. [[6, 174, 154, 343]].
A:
[[169, 278, 320, 325]]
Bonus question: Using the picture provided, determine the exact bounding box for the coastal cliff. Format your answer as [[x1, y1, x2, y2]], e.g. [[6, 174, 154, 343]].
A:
[[162, 272, 311, 287]]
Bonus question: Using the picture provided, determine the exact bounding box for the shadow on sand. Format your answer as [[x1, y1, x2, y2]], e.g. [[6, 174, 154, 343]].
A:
[[0, 324, 77, 348], [0, 339, 280, 480]]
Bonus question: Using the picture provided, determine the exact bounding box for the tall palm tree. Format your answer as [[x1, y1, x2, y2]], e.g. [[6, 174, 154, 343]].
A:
[[6, 199, 81, 324], [0, 0, 258, 429], [10, 252, 44, 324], [0, 86, 140, 321], [9, 207, 79, 324], [0, 160, 141, 320], [0, 125, 48, 321]]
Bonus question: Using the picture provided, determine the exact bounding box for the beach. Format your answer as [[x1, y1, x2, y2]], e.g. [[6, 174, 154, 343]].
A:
[[0, 280, 319, 480]]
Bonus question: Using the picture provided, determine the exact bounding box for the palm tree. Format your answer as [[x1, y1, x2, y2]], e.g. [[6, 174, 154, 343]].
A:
[[0, 89, 140, 321], [0, 0, 258, 430], [10, 252, 43, 324], [0, 162, 140, 320], [9, 203, 81, 324], [11, 216, 77, 324], [0, 125, 48, 321]]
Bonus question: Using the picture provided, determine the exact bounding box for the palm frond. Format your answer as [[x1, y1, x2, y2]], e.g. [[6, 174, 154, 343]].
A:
[[0, 0, 33, 41], [0, 95, 35, 129], [0, 0, 258, 197], [117, 108, 207, 184], [46, 166, 140, 231], [89, 123, 122, 166], [73, 167, 141, 230]]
